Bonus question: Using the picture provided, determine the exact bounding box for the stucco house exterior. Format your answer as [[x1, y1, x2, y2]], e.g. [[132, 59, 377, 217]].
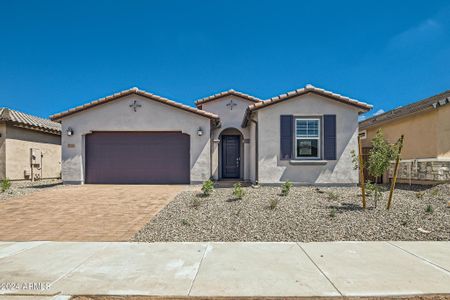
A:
[[0, 108, 61, 181], [359, 89, 450, 184], [50, 84, 371, 185]]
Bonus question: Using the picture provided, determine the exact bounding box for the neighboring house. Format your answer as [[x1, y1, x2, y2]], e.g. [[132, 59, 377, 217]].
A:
[[50, 84, 371, 185], [359, 90, 450, 184], [0, 108, 61, 181]]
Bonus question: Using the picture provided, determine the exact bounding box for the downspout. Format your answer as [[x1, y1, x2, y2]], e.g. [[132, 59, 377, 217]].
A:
[[249, 118, 258, 184]]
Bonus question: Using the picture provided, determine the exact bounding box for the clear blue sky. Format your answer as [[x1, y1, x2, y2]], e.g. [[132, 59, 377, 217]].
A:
[[1, 0, 449, 120]]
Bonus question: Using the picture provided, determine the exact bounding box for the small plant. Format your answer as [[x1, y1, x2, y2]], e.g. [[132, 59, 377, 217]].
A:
[[269, 198, 279, 210], [365, 181, 382, 208], [181, 219, 190, 226], [329, 208, 337, 218], [201, 179, 214, 196], [192, 197, 201, 208], [425, 204, 433, 214], [1, 178, 11, 193], [232, 182, 245, 200], [281, 180, 293, 196], [416, 192, 424, 200], [430, 188, 439, 198], [326, 191, 339, 201]]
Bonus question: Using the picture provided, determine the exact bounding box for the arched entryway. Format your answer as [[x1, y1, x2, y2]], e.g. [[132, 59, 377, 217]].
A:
[[219, 128, 244, 179]]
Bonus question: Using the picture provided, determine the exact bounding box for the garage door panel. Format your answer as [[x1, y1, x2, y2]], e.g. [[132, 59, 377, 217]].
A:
[[85, 132, 190, 184]]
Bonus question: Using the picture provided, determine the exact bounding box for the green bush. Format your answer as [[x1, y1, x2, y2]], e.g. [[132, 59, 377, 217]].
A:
[[232, 182, 244, 200], [281, 180, 293, 196], [426, 204, 433, 214], [1, 179, 11, 193], [201, 179, 214, 196]]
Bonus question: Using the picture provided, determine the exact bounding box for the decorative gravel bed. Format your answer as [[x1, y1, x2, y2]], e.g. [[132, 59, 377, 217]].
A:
[[0, 179, 63, 201], [134, 184, 450, 242]]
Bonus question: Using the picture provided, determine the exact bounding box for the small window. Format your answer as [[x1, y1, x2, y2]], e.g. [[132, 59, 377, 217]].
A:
[[295, 118, 320, 159], [359, 130, 367, 140]]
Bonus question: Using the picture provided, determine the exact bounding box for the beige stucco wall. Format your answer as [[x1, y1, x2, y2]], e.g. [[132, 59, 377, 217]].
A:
[[0, 123, 6, 179], [4, 125, 61, 180], [437, 104, 450, 158], [200, 96, 252, 180], [361, 108, 440, 159], [59, 94, 212, 184], [257, 93, 360, 184]]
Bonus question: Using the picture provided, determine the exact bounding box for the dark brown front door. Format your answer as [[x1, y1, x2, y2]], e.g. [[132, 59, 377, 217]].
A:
[[85, 131, 190, 184], [222, 135, 240, 179]]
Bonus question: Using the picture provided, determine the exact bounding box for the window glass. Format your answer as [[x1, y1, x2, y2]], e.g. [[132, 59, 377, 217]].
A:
[[295, 118, 320, 159]]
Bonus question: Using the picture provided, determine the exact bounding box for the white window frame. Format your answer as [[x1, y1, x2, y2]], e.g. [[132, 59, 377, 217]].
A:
[[295, 118, 321, 159]]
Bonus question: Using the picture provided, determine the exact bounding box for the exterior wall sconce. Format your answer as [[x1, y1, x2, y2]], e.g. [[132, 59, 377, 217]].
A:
[[197, 127, 203, 136], [66, 127, 74, 136]]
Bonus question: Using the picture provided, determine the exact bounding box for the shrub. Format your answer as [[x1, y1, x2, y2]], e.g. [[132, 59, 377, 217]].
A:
[[425, 204, 433, 214], [416, 192, 424, 200], [181, 219, 190, 226], [192, 197, 201, 208], [365, 182, 382, 208], [430, 188, 439, 198], [232, 182, 244, 200], [201, 179, 214, 196], [269, 198, 279, 210], [329, 208, 337, 218], [281, 180, 293, 196], [1, 179, 11, 193], [326, 191, 339, 201]]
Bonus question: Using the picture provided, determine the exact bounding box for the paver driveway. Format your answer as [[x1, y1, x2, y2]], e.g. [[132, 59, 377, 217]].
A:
[[0, 185, 190, 241]]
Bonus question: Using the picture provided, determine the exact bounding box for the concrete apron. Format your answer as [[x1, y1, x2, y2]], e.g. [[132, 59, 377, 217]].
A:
[[0, 241, 449, 297]]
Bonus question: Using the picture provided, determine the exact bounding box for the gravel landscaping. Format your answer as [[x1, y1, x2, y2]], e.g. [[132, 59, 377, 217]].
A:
[[0, 179, 63, 201], [134, 184, 450, 242]]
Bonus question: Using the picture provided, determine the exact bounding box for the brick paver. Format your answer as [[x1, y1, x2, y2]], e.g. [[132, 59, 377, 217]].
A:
[[0, 185, 190, 241]]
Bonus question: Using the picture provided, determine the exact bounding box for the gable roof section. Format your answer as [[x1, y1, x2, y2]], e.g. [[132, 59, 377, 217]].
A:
[[0, 108, 61, 135], [359, 89, 450, 130], [50, 87, 220, 121], [242, 84, 372, 127], [195, 89, 262, 108]]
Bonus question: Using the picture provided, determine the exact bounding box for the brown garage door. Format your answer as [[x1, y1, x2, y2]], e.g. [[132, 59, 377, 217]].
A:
[[85, 132, 190, 184]]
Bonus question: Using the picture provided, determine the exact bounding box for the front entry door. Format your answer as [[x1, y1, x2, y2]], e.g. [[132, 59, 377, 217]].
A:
[[222, 135, 241, 178]]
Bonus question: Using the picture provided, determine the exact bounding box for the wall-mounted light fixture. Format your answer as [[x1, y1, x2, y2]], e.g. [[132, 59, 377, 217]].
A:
[[66, 127, 74, 136], [197, 127, 203, 136]]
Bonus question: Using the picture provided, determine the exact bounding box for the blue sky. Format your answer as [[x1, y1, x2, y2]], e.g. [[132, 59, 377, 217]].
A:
[[1, 0, 449, 120]]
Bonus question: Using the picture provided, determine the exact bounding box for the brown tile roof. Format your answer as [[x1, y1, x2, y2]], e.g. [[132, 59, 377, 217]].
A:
[[195, 89, 262, 108], [50, 87, 220, 121], [0, 108, 61, 135], [359, 89, 450, 130], [241, 84, 372, 127]]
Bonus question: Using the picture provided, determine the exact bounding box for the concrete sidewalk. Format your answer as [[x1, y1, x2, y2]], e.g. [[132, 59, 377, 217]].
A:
[[0, 241, 449, 298]]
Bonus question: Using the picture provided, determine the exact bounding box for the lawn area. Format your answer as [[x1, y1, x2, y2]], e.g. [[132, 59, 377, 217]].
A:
[[134, 184, 450, 242]]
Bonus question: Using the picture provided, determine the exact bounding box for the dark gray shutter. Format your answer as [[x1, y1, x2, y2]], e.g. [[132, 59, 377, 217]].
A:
[[323, 115, 336, 160], [280, 115, 293, 160]]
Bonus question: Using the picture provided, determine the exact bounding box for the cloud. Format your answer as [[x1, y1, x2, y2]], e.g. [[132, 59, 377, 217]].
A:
[[373, 109, 385, 116], [387, 18, 444, 50], [358, 115, 367, 122]]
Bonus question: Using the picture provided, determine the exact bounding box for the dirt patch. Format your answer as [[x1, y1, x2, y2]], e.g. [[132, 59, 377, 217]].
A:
[[134, 184, 450, 242]]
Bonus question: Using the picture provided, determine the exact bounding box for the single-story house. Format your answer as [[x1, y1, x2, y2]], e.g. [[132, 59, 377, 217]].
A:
[[50, 84, 371, 185], [359, 89, 450, 185], [0, 108, 61, 181]]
